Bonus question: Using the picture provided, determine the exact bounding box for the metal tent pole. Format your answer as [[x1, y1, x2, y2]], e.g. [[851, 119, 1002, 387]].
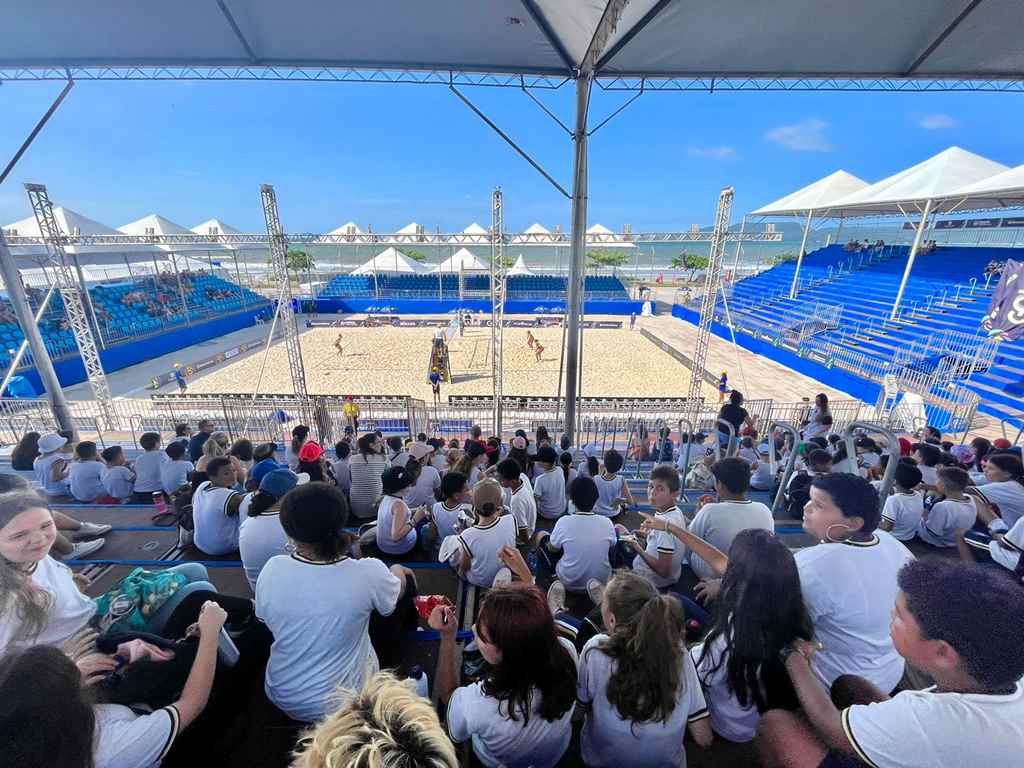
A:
[[0, 230, 75, 432], [563, 74, 592, 444], [730, 215, 747, 279], [891, 198, 933, 320], [789, 209, 813, 298]]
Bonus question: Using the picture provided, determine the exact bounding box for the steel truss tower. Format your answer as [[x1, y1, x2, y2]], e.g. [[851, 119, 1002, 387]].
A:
[[490, 187, 506, 435], [688, 186, 734, 424], [260, 185, 308, 400], [25, 183, 113, 423]]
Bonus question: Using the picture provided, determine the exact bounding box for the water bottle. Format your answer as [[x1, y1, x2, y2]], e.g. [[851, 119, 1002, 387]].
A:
[[153, 492, 167, 515], [409, 665, 430, 699]]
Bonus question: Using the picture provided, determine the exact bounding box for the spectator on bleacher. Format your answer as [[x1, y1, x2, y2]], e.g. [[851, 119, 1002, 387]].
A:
[[10, 432, 40, 472], [131, 432, 169, 504], [330, 441, 352, 497], [916, 467, 975, 549], [911, 442, 941, 489], [558, 451, 577, 504], [350, 432, 389, 520], [0, 474, 108, 560], [506, 435, 532, 478], [191, 457, 244, 556], [247, 442, 280, 491], [686, 458, 775, 582], [257, 483, 416, 723], [285, 425, 311, 471], [829, 441, 866, 478], [751, 442, 782, 492], [239, 468, 308, 592], [446, 480, 517, 589], [33, 433, 74, 500], [428, 438, 448, 474], [577, 570, 712, 767], [921, 425, 942, 445], [453, 440, 487, 487], [966, 453, 1024, 531], [161, 441, 194, 497], [801, 394, 832, 441], [385, 436, 409, 471], [68, 441, 109, 504], [429, 472, 472, 543], [793, 474, 913, 692], [878, 462, 924, 542], [297, 442, 334, 485], [615, 465, 688, 590], [0, 610, 227, 768], [497, 458, 537, 541], [187, 418, 214, 463], [533, 446, 566, 522], [292, 671, 458, 768], [229, 438, 254, 473], [195, 432, 244, 488], [594, 449, 633, 518], [404, 443, 442, 509], [100, 446, 135, 502], [718, 391, 754, 448], [430, 582, 577, 768], [375, 466, 426, 557], [171, 423, 192, 449], [757, 560, 1024, 768]]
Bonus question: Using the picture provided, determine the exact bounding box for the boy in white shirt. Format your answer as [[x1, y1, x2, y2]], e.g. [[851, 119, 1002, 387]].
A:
[[430, 471, 473, 541], [192, 456, 244, 555], [132, 431, 169, 503], [100, 446, 135, 502], [878, 461, 924, 541], [758, 559, 1024, 768], [497, 458, 537, 541], [533, 445, 566, 521], [450, 480, 517, 588], [593, 450, 634, 518], [161, 441, 195, 496], [69, 440, 107, 503], [911, 442, 941, 490], [535, 476, 617, 594], [618, 465, 688, 589], [960, 496, 1024, 578], [916, 466, 976, 548]]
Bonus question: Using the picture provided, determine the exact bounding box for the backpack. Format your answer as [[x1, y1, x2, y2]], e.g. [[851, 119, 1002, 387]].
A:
[[786, 472, 814, 517]]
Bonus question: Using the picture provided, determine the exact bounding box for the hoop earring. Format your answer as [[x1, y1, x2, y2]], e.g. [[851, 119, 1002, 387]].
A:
[[823, 523, 851, 543]]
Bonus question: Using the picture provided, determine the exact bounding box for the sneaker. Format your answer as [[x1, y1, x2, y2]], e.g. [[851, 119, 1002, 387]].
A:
[[546, 579, 566, 616], [217, 627, 240, 668], [586, 579, 606, 606], [60, 539, 105, 561], [492, 567, 512, 588], [73, 522, 112, 540]]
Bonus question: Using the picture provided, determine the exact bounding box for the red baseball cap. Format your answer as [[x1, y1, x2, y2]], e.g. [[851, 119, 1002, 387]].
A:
[[298, 441, 324, 462]]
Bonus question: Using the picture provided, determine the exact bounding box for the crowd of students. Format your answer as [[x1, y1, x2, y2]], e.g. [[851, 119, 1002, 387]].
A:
[[1, 413, 1023, 767]]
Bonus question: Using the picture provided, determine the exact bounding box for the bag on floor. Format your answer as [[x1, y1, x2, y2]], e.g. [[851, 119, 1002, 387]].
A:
[[94, 567, 189, 634], [152, 490, 195, 548]]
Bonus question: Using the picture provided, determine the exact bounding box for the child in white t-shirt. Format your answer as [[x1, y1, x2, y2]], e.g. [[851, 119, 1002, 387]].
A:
[[912, 442, 941, 490], [536, 477, 617, 594], [497, 458, 537, 541], [593, 449, 634, 518], [430, 471, 473, 542], [100, 445, 135, 502], [533, 445, 566, 521], [132, 431, 169, 503], [161, 440, 195, 496], [447, 480, 517, 588], [68, 440, 107, 503], [879, 461, 924, 541], [917, 466, 976, 548], [619, 465, 688, 589]]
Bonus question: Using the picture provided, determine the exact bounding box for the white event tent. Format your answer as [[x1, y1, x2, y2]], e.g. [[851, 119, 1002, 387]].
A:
[[507, 254, 534, 276], [325, 221, 363, 237], [352, 247, 430, 274], [512, 222, 556, 245], [586, 223, 635, 248], [434, 247, 488, 272]]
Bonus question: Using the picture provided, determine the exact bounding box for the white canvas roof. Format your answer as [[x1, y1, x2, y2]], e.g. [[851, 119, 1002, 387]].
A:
[[351, 247, 430, 274], [396, 222, 421, 235], [326, 221, 363, 235], [434, 247, 488, 272], [586, 223, 613, 235], [3, 207, 164, 259], [191, 218, 243, 236], [5, 2, 1023, 82], [462, 222, 488, 235], [751, 170, 870, 216], [826, 147, 1010, 216], [506, 254, 534, 276], [937, 164, 1024, 211], [586, 222, 635, 248], [120, 213, 230, 253]]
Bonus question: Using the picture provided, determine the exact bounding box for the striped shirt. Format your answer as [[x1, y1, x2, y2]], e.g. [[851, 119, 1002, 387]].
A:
[[349, 453, 389, 518]]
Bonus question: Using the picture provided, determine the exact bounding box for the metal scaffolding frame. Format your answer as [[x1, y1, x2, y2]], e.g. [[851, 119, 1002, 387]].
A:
[[490, 187, 506, 434]]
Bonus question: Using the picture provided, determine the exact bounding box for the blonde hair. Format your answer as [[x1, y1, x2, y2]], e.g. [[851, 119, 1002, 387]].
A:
[[292, 672, 457, 768], [202, 432, 230, 459]]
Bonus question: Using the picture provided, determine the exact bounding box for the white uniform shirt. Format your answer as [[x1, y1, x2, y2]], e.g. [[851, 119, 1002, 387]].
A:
[[633, 505, 688, 589], [160, 459, 194, 495], [191, 481, 242, 556], [880, 491, 924, 541], [593, 473, 625, 517], [579, 634, 708, 768], [842, 681, 1024, 768], [689, 634, 760, 743], [255, 554, 401, 722], [34, 452, 69, 497], [432, 500, 472, 540], [69, 460, 106, 502], [686, 500, 774, 580], [457, 515, 518, 588], [972, 480, 1024, 529], [93, 704, 180, 768], [917, 464, 939, 487], [795, 533, 914, 691], [448, 637, 578, 768], [988, 515, 1024, 570], [549, 512, 617, 591], [102, 465, 135, 500], [405, 464, 442, 508], [376, 495, 417, 555], [133, 451, 169, 494], [534, 468, 566, 520], [330, 457, 351, 495], [239, 508, 289, 592], [509, 477, 538, 537], [0, 555, 95, 652], [917, 497, 976, 548]]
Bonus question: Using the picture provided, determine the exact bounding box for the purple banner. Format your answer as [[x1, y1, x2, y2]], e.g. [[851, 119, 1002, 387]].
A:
[[982, 259, 1024, 341]]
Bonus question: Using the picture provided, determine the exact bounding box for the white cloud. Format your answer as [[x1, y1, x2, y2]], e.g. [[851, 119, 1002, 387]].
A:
[[687, 145, 738, 160], [919, 113, 958, 130], [765, 118, 832, 152]]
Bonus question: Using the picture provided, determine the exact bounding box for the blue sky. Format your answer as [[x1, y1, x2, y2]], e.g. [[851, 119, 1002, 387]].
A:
[[2, 79, 1024, 233]]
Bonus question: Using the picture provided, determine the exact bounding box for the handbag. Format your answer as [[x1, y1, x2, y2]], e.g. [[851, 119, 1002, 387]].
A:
[[93, 567, 189, 634]]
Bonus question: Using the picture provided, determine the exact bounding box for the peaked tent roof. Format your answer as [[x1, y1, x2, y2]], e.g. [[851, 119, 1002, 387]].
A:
[[751, 170, 870, 216], [191, 218, 243, 236], [506, 254, 534, 276], [826, 147, 1010, 217], [434, 248, 489, 272], [327, 221, 363, 235], [938, 164, 1024, 211], [120, 213, 229, 253], [396, 222, 420, 235], [5, 2, 1024, 82], [462, 222, 488, 235], [351, 247, 430, 274], [523, 223, 551, 235], [3, 207, 163, 258], [586, 223, 614, 235], [586, 222, 635, 248]]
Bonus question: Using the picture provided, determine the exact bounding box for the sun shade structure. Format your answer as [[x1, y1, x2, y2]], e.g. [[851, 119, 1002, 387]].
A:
[[936, 164, 1024, 211], [120, 213, 232, 253], [3, 207, 163, 260], [351, 247, 431, 274], [4, 1, 1024, 82], [434, 248, 489, 272], [586, 223, 636, 248], [507, 254, 534, 276], [751, 171, 870, 217], [325, 221, 363, 236]]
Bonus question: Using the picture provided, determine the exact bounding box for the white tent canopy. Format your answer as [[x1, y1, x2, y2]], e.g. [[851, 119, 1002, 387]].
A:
[[120, 213, 230, 253], [586, 222, 635, 248], [351, 247, 430, 274], [512, 222, 556, 244], [751, 170, 870, 216], [937, 164, 1024, 211], [825, 147, 1010, 217], [192, 217, 243, 236], [462, 222, 488, 235], [434, 247, 488, 272], [326, 221, 363, 236], [3, 207, 164, 259], [506, 254, 534, 276], [396, 222, 420, 235]]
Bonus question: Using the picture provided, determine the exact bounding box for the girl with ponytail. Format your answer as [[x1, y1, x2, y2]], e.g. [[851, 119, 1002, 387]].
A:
[[577, 570, 712, 767]]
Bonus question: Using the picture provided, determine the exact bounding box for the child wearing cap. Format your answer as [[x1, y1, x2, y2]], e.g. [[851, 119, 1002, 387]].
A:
[[916, 466, 976, 548], [533, 445, 567, 521], [376, 465, 428, 556], [450, 480, 517, 588], [298, 442, 333, 484], [239, 468, 309, 590], [593, 449, 634, 518], [878, 461, 924, 541], [33, 432, 72, 499], [496, 458, 537, 541], [536, 476, 616, 594]]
